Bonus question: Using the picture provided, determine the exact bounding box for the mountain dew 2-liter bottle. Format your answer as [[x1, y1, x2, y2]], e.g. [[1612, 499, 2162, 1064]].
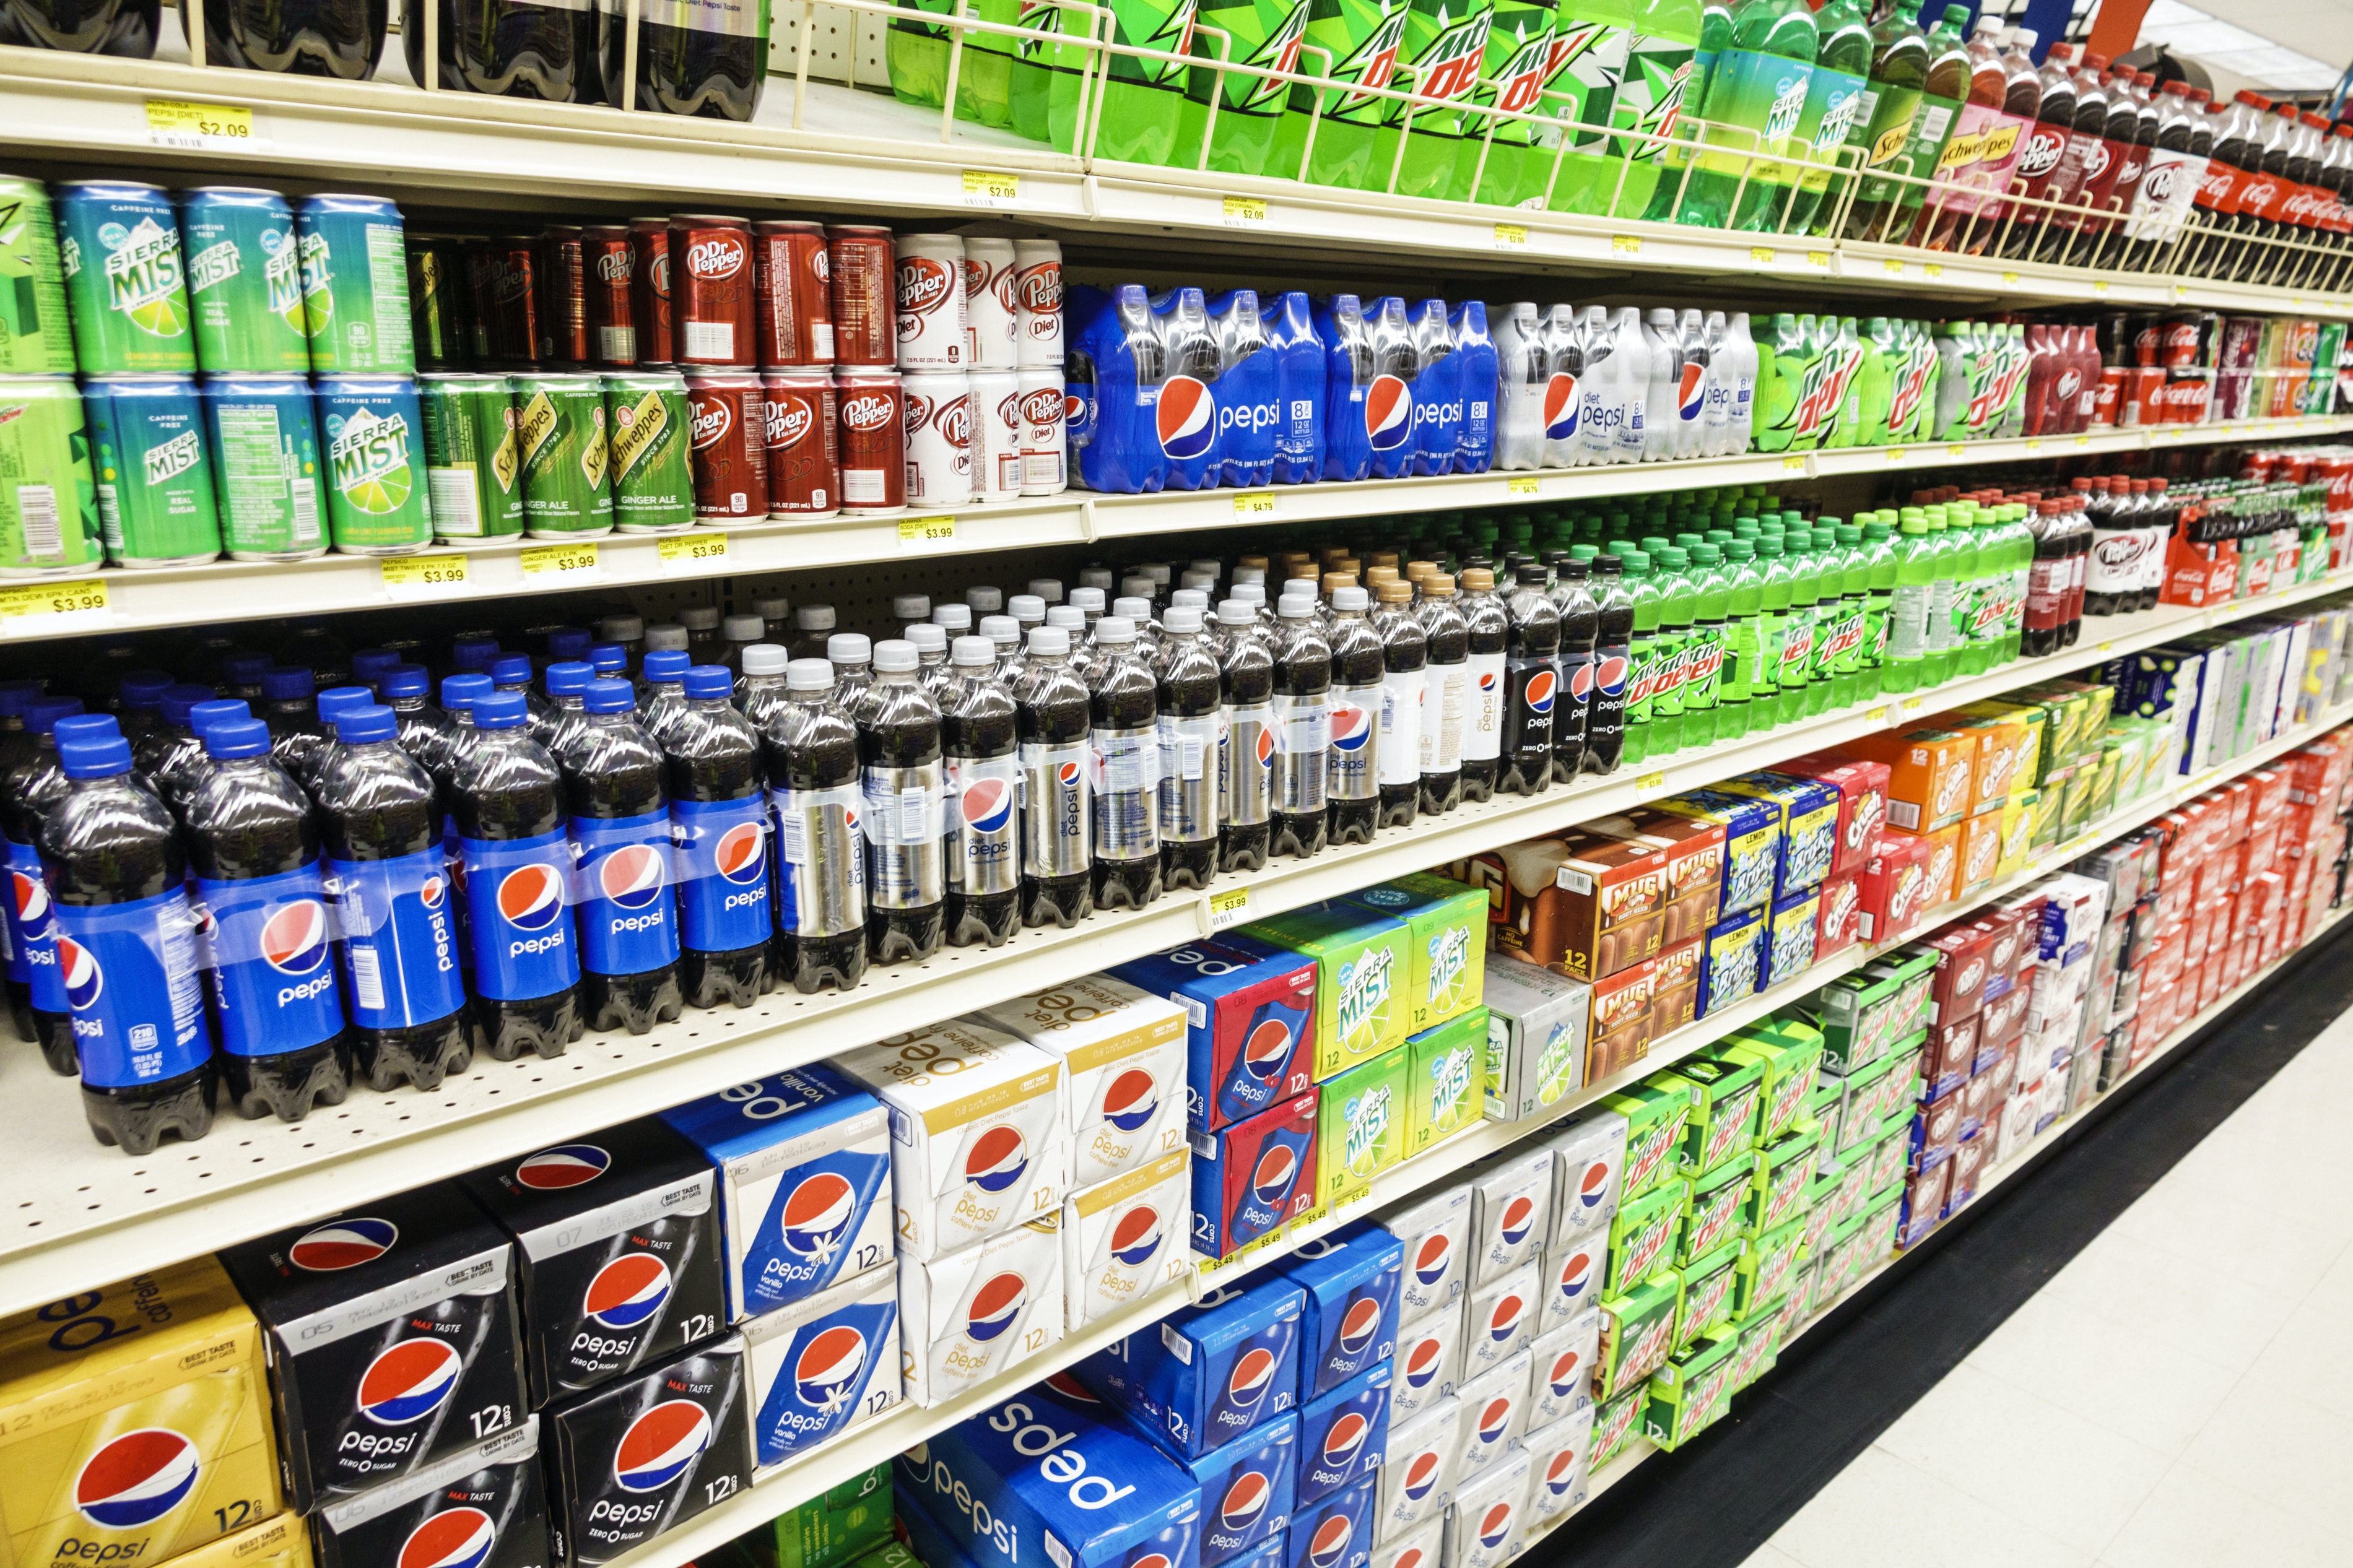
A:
[[1019, 0, 1201, 159], [1361, 0, 1495, 196], [1178, 0, 1315, 171], [1269, 0, 1413, 185], [1446, 0, 1561, 206], [1577, 0, 1700, 219], [1527, 0, 1636, 213]]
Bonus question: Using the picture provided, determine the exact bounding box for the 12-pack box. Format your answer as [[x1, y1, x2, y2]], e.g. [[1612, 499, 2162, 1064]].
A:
[[1111, 938, 1316, 1132], [1240, 907, 1414, 1078], [1481, 958, 1592, 1123], [1337, 873, 1489, 1034]]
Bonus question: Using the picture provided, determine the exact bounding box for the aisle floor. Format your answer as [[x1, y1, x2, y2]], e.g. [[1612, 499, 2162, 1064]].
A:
[[1742, 998, 2353, 1568]]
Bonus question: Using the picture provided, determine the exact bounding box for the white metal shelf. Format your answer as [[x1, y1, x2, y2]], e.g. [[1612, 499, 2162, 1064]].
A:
[[3, 416, 2346, 643]]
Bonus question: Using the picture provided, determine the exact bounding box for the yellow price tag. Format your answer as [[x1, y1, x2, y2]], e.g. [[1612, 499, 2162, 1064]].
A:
[[1781, 456, 1806, 473], [658, 533, 729, 566], [519, 542, 599, 578], [0, 576, 110, 626], [380, 554, 469, 591], [1866, 705, 1889, 723], [146, 98, 263, 151], [2172, 283, 2190, 300], [1494, 223, 1529, 249], [1507, 475, 1540, 496], [1807, 250, 1832, 268], [1611, 234, 1641, 254], [1750, 246, 1776, 265], [2097, 640, 2113, 654], [2073, 433, 2091, 449], [2025, 438, 2043, 454], [897, 515, 957, 545], [1885, 446, 1908, 462], [1900, 696, 1924, 714], [1637, 771, 1666, 792], [962, 170, 1020, 207], [2092, 279, 2109, 294], [1924, 263, 1944, 280], [1204, 885, 1252, 933], [1233, 492, 1278, 519], [2001, 271, 2020, 285], [1882, 258, 1905, 276], [1947, 443, 1967, 460], [1223, 195, 1268, 227]]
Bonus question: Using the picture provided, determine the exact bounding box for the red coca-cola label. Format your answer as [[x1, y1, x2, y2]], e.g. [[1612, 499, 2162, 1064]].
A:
[[690, 394, 736, 450], [2195, 158, 2246, 212], [897, 257, 956, 316], [843, 391, 898, 432], [2235, 173, 2282, 219], [688, 234, 747, 280]]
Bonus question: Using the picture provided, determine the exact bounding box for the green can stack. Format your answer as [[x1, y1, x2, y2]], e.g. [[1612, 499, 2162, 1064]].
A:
[[418, 372, 525, 544], [514, 371, 613, 537], [0, 177, 77, 375], [604, 371, 694, 534], [0, 377, 103, 576]]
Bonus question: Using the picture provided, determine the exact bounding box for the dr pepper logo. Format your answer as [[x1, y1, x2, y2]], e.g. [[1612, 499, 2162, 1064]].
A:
[[685, 235, 746, 280], [689, 394, 734, 451], [897, 257, 956, 315], [842, 392, 897, 432], [765, 392, 816, 451]]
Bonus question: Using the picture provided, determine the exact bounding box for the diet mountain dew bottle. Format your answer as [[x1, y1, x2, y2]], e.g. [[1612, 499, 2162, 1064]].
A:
[[0, 377, 102, 576], [180, 187, 311, 375], [1267, 0, 1411, 186], [0, 178, 76, 375], [1578, 0, 1699, 220], [1178, 0, 1313, 173], [889, 0, 1021, 125], [419, 373, 524, 544], [1530, 0, 1634, 214], [1361, 0, 1493, 197], [316, 376, 433, 555], [56, 181, 194, 376], [1674, 0, 1816, 230], [297, 194, 413, 376]]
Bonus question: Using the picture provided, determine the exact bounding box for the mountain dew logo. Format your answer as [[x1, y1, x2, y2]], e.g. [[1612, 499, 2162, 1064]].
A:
[[1887, 339, 1936, 431], [329, 408, 415, 515], [1126, 0, 1200, 86], [1429, 925, 1470, 1007], [1968, 586, 2007, 640], [298, 230, 334, 336], [1344, 1083, 1393, 1174], [1380, 3, 1490, 126], [102, 218, 188, 340], [1227, 0, 1311, 112], [1817, 609, 1866, 665], [1777, 617, 1814, 682], [1788, 349, 1844, 439], [1335, 945, 1394, 1047], [1330, 4, 1410, 121], [1483, 23, 1555, 119], [1610, 41, 1690, 160]]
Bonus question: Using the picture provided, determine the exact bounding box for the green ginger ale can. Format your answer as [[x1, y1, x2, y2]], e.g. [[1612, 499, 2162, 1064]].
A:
[[0, 177, 77, 375], [0, 376, 103, 576], [82, 375, 222, 566], [180, 187, 311, 375], [418, 372, 524, 544], [316, 375, 434, 555], [513, 372, 614, 537], [604, 371, 694, 534], [55, 180, 196, 376]]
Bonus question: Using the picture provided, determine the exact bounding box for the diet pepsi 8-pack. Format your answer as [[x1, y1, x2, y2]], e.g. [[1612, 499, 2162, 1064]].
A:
[[217, 1183, 529, 1512], [1190, 1089, 1318, 1258], [1159, 1410, 1298, 1568], [1109, 940, 1316, 1132], [1078, 1276, 1303, 1459], [832, 1021, 1066, 1260], [658, 1065, 894, 1322], [969, 977, 1191, 1188], [1280, 1230, 1401, 1400], [1063, 1148, 1192, 1330], [542, 1336, 753, 1567], [898, 1216, 1064, 1407], [740, 1267, 902, 1465], [1295, 1364, 1389, 1504], [310, 1423, 548, 1568], [1363, 1185, 1470, 1326], [460, 1120, 726, 1407]]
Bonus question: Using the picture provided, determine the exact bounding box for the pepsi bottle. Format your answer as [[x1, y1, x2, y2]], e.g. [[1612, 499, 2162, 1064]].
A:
[[942, 636, 1022, 946], [1496, 565, 1560, 796], [1141, 287, 1220, 493], [1549, 553, 1599, 783], [661, 665, 771, 1007], [1407, 300, 1459, 479], [857, 641, 947, 961], [1325, 587, 1384, 847], [1266, 290, 1325, 485], [1448, 300, 1497, 474], [260, 665, 333, 789], [1269, 599, 1331, 860], [1213, 602, 1275, 874], [490, 653, 552, 725], [537, 660, 594, 752], [1012, 628, 1094, 927], [763, 659, 867, 993], [1372, 581, 1424, 829], [1583, 553, 1633, 776], [115, 670, 171, 747], [1209, 290, 1277, 489], [558, 679, 684, 1034], [1416, 576, 1468, 815], [129, 683, 215, 800], [313, 705, 470, 1091], [1090, 618, 1164, 910], [1066, 285, 1167, 495], [455, 691, 583, 1060], [380, 665, 453, 768], [41, 720, 214, 1154], [6, 698, 85, 1073], [1155, 607, 1222, 893], [1313, 295, 1374, 483], [1458, 568, 1508, 802], [638, 649, 693, 745]]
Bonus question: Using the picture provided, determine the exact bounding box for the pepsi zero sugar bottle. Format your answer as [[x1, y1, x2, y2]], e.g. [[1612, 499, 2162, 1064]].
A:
[[316, 706, 472, 1091], [942, 636, 1022, 946], [4, 696, 84, 1073], [455, 691, 584, 1060], [1155, 607, 1222, 892], [557, 680, 684, 1035], [1583, 553, 1633, 776], [1549, 553, 1599, 783], [664, 665, 772, 1006], [1269, 599, 1331, 861], [1498, 565, 1561, 796], [185, 717, 352, 1122], [41, 716, 215, 1154], [1457, 568, 1507, 802], [1214, 600, 1274, 873], [764, 660, 867, 994], [1372, 583, 1424, 830], [856, 641, 947, 962], [1325, 587, 1384, 847], [1012, 628, 1094, 927], [1090, 617, 1164, 910]]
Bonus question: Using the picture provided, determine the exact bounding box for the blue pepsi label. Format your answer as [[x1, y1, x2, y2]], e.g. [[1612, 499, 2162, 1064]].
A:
[[747, 1280, 900, 1465], [670, 796, 770, 955], [1194, 1097, 1315, 1256], [738, 1143, 895, 1316], [1196, 1413, 1297, 1567], [461, 828, 580, 1000], [7, 836, 61, 1005], [196, 862, 344, 1055], [1284, 1473, 1376, 1568], [1297, 1370, 1390, 1504], [570, 810, 679, 977], [53, 889, 209, 1088], [325, 847, 465, 1030]]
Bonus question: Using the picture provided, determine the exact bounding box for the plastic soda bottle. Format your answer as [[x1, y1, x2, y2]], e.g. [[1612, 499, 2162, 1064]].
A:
[[666, 664, 774, 1004], [1676, 0, 1818, 228], [1617, 550, 1661, 765]]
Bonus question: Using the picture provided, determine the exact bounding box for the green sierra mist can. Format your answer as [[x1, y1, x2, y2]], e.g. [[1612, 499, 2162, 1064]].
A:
[[317, 375, 434, 555], [180, 186, 311, 375], [82, 375, 222, 566], [298, 193, 415, 376]]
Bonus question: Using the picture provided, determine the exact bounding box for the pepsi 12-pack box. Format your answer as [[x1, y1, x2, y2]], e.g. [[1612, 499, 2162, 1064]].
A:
[[1364, 1185, 1470, 1325], [1191, 1089, 1318, 1258], [1080, 1276, 1305, 1458], [741, 1267, 902, 1465], [1160, 1411, 1298, 1568], [1112, 938, 1316, 1131], [1296, 1365, 1390, 1504], [1283, 1229, 1402, 1400], [1284, 1472, 1377, 1568]]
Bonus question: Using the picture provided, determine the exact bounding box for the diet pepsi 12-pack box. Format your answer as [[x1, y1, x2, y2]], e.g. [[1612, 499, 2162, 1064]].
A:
[[740, 1266, 902, 1466], [1111, 938, 1316, 1131], [1375, 1395, 1464, 1543], [1362, 1185, 1470, 1325], [970, 976, 1192, 1187], [1283, 1229, 1401, 1400], [1388, 1309, 1463, 1422], [1191, 1090, 1318, 1258], [1063, 1148, 1192, 1330], [1079, 1276, 1304, 1458], [899, 1216, 1064, 1406]]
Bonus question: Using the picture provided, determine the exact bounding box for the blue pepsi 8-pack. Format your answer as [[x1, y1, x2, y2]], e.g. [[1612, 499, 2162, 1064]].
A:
[[1111, 937, 1316, 1132], [1079, 1276, 1305, 1458]]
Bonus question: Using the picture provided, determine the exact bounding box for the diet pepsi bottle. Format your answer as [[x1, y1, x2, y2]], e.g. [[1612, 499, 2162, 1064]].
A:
[[5, 696, 84, 1070], [943, 636, 1022, 946], [41, 720, 214, 1154], [1498, 565, 1561, 795], [1214, 602, 1274, 873], [185, 717, 352, 1121], [315, 706, 472, 1091], [1492, 302, 1545, 472], [763, 660, 867, 993], [558, 681, 684, 1035], [1090, 618, 1163, 910], [1266, 290, 1325, 485], [858, 641, 947, 961], [1210, 290, 1277, 489], [1458, 568, 1507, 802], [665, 666, 771, 1007], [1371, 582, 1424, 828], [1014, 627, 1094, 927], [1155, 606, 1222, 892], [1417, 576, 1468, 815], [1326, 587, 1384, 847], [1269, 599, 1331, 860], [455, 692, 583, 1061], [1583, 554, 1633, 775], [1549, 554, 1599, 782]]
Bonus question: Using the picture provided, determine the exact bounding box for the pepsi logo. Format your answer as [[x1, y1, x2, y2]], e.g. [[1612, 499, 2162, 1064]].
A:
[[515, 1145, 610, 1190], [290, 1216, 399, 1271], [966, 1271, 1028, 1342], [1404, 1334, 1445, 1388], [1677, 361, 1705, 421], [793, 1324, 869, 1411], [1577, 1159, 1612, 1211], [358, 1337, 463, 1426], [1487, 1292, 1526, 1343], [1253, 727, 1275, 769], [842, 392, 897, 432], [584, 1253, 672, 1330], [715, 821, 767, 884], [1542, 373, 1580, 440], [1250, 1144, 1297, 1206], [1108, 1204, 1162, 1267], [419, 875, 446, 909], [964, 1125, 1029, 1195], [614, 1399, 711, 1492], [1226, 1346, 1277, 1410], [1321, 1412, 1369, 1470], [1476, 1396, 1512, 1444], [1306, 1512, 1354, 1568], [1477, 670, 1498, 695], [1476, 1501, 1514, 1550], [1337, 1296, 1382, 1356], [1401, 1450, 1441, 1501], [1569, 662, 1595, 701], [1056, 760, 1083, 790], [74, 1429, 200, 1530], [1101, 1068, 1159, 1133], [1391, 1551, 1427, 1568], [260, 899, 331, 976], [1546, 1348, 1583, 1397], [1331, 703, 1373, 754], [781, 1171, 857, 1258], [1522, 670, 1555, 716], [1043, 1372, 1100, 1403], [597, 843, 668, 911], [1498, 1195, 1535, 1247], [1412, 1231, 1451, 1286], [961, 776, 1014, 835], [12, 869, 51, 937], [1242, 1017, 1293, 1080], [897, 257, 955, 316], [1544, 1449, 1580, 1496], [689, 393, 734, 450], [1157, 376, 1217, 461], [1553, 1244, 1598, 1301], [1220, 1471, 1272, 1531], [398, 1508, 496, 1568], [58, 937, 101, 1011], [498, 863, 565, 932], [1365, 375, 1413, 451], [1595, 654, 1630, 696], [1131, 1555, 1170, 1568]]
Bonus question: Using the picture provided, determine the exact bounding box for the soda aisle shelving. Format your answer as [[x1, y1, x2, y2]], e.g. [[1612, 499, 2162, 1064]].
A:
[[1, 413, 2345, 641], [2, 566, 2342, 1322]]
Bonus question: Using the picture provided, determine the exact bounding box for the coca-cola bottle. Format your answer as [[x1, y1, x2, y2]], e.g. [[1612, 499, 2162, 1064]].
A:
[[2228, 98, 2296, 282], [2190, 92, 2263, 279]]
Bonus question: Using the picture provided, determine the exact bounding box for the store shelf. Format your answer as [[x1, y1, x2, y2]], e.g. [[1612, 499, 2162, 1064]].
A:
[[4, 415, 2347, 643]]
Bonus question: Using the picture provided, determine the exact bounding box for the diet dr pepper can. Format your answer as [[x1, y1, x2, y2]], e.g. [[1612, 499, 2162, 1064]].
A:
[[56, 179, 196, 375], [316, 375, 435, 554], [82, 373, 222, 566], [297, 193, 415, 375], [180, 185, 312, 375]]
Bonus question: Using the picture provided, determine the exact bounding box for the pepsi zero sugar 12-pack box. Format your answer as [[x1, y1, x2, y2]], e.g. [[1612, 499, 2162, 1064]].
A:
[[1336, 873, 1488, 1034], [831, 1021, 1065, 1261], [1167, 1410, 1298, 1567], [1479, 958, 1592, 1124], [217, 1182, 528, 1512], [1389, 1306, 1464, 1421], [658, 1065, 892, 1324], [1283, 1229, 1403, 1399], [1365, 1183, 1471, 1325], [1403, 1009, 1482, 1154], [1111, 938, 1316, 1132], [543, 1336, 754, 1566], [1079, 1275, 1303, 1458], [461, 1119, 726, 1406], [1313, 1044, 1409, 1210], [1190, 1088, 1317, 1258], [740, 1266, 902, 1465], [1238, 906, 1411, 1080], [1063, 1148, 1192, 1330], [1377, 1393, 1465, 1540], [1295, 1364, 1391, 1504], [898, 1216, 1063, 1407], [970, 976, 1191, 1189], [310, 1423, 547, 1568]]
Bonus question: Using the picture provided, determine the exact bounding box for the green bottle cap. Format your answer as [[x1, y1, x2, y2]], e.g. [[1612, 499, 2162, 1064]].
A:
[[1692, 543, 1723, 566], [1814, 515, 1843, 532], [1623, 551, 1653, 573], [1726, 539, 1756, 560], [1837, 524, 1863, 545]]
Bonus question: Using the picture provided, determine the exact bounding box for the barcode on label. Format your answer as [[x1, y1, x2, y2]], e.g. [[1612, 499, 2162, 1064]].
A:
[[428, 468, 481, 535], [684, 321, 735, 362], [14, 485, 61, 560], [1889, 799, 1921, 830], [349, 945, 387, 1012], [780, 812, 809, 864], [289, 480, 321, 543], [1181, 736, 1206, 779], [844, 469, 887, 505], [597, 326, 636, 364]]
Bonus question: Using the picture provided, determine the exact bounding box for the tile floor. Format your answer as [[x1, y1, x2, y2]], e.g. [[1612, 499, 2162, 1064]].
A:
[[1740, 998, 2353, 1568]]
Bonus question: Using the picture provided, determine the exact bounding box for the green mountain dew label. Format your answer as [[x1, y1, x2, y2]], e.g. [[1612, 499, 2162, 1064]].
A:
[[1195, 0, 1311, 115], [1544, 20, 1630, 154], [1608, 36, 1693, 161], [1300, 0, 1409, 126], [1886, 333, 1935, 435], [1964, 336, 2027, 431], [1380, 0, 1490, 130], [1461, 11, 1555, 176], [328, 407, 416, 516], [1788, 338, 1863, 444], [1336, 943, 1396, 1047]]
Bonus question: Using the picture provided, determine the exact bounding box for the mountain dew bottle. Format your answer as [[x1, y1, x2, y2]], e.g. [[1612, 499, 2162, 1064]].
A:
[[888, 0, 955, 111], [1718, 537, 1763, 739], [1529, 0, 1635, 213], [1024, 0, 1201, 159], [1829, 522, 1869, 709], [1850, 319, 1894, 444], [1268, 0, 1411, 185], [1684, 542, 1729, 748], [1443, 0, 1557, 205], [1360, 0, 1494, 196], [1580, 0, 1700, 219], [1776, 526, 1817, 714], [1861, 517, 1898, 676], [1619, 549, 1661, 766], [1674, 0, 1816, 229], [1752, 531, 1790, 729], [1758, 0, 1867, 233], [1649, 547, 1693, 755], [1919, 509, 1957, 686], [1948, 508, 1986, 678], [1179, 0, 1315, 171], [1822, 316, 1867, 448], [1998, 504, 2030, 662]]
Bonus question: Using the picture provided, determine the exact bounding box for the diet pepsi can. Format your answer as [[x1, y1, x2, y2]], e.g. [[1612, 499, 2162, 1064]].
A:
[[311, 1423, 550, 1568], [542, 1338, 753, 1566], [1365, 1184, 1469, 1325], [1461, 1261, 1539, 1379], [740, 1266, 901, 1465]]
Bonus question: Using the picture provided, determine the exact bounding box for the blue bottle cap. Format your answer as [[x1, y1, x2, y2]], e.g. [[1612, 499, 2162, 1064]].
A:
[[120, 670, 175, 710], [351, 648, 401, 685], [204, 717, 274, 760], [451, 636, 503, 674], [188, 699, 250, 735], [583, 679, 638, 714], [490, 654, 534, 687], [588, 643, 628, 675], [684, 665, 734, 701], [547, 627, 594, 661], [160, 684, 217, 727], [473, 691, 529, 730], [0, 678, 46, 719], [53, 713, 121, 747], [441, 673, 494, 711], [546, 661, 594, 697], [381, 665, 430, 699], [58, 735, 134, 780], [337, 705, 400, 744], [262, 665, 315, 700], [27, 698, 87, 735], [318, 685, 373, 725], [643, 650, 691, 681], [222, 651, 274, 685]]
